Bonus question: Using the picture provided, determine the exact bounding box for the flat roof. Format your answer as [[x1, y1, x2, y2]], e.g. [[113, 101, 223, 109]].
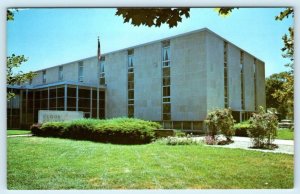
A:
[[36, 27, 264, 72]]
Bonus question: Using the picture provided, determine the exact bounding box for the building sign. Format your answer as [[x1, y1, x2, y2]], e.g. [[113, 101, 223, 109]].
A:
[[38, 110, 84, 123]]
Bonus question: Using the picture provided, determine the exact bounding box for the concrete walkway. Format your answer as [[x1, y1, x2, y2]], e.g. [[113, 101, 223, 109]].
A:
[[7, 134, 33, 138], [193, 136, 294, 155]]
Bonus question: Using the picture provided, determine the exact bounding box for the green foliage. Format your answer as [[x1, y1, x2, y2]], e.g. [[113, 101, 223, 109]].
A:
[[215, 8, 237, 16], [265, 72, 290, 119], [115, 8, 190, 28], [275, 8, 294, 21], [174, 130, 186, 137], [233, 121, 251, 137], [7, 9, 15, 21], [7, 9, 37, 100], [7, 54, 36, 94], [31, 118, 161, 144], [205, 108, 235, 141], [248, 107, 278, 149]]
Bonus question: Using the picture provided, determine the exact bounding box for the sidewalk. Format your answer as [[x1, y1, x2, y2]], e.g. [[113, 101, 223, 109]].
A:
[[7, 134, 33, 138], [194, 136, 294, 155]]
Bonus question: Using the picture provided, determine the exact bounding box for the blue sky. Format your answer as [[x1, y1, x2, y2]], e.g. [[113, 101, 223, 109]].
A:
[[7, 8, 293, 77]]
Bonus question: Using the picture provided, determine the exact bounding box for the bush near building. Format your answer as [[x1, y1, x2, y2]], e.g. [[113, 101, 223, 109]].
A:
[[233, 121, 251, 137], [248, 107, 278, 149], [30, 118, 161, 144], [205, 108, 235, 144]]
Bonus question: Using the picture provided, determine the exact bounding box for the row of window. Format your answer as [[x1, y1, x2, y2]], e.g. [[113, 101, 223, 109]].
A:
[[42, 62, 84, 84], [224, 42, 229, 108], [162, 41, 171, 121], [128, 50, 134, 117]]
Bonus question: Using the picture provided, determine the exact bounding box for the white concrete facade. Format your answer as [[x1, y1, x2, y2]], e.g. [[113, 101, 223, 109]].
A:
[[29, 28, 266, 129]]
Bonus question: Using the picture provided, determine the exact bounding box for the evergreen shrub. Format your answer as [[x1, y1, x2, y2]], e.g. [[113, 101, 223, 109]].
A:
[[31, 118, 161, 144]]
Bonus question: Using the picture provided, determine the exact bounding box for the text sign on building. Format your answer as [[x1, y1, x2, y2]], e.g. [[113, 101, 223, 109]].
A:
[[38, 110, 84, 123]]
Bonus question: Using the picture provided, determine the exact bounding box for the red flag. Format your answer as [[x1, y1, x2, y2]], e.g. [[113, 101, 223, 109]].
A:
[[97, 36, 101, 61]]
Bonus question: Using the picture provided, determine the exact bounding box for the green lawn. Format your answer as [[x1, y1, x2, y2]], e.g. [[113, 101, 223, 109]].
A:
[[277, 129, 294, 140], [7, 130, 31, 136], [7, 137, 293, 189]]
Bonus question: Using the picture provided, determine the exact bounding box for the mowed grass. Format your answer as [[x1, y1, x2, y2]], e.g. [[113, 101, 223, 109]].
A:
[[277, 129, 294, 140], [7, 137, 293, 189], [7, 130, 31, 136]]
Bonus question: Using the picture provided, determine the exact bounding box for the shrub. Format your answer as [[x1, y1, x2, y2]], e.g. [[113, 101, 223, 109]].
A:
[[205, 108, 235, 141], [30, 123, 42, 135], [248, 106, 278, 149], [155, 136, 201, 145], [233, 121, 251, 137], [203, 135, 218, 145], [174, 130, 186, 137], [31, 118, 161, 144]]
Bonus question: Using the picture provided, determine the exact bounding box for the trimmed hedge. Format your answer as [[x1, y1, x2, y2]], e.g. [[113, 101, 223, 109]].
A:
[[30, 118, 161, 144], [233, 121, 250, 137]]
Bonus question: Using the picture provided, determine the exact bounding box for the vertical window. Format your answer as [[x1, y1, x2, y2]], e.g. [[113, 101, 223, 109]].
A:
[[224, 42, 229, 108], [127, 50, 134, 117], [254, 59, 257, 111], [240, 51, 245, 110], [58, 66, 63, 81], [78, 62, 83, 82], [42, 70, 46, 84], [162, 40, 171, 121], [99, 57, 105, 85], [162, 43, 170, 67]]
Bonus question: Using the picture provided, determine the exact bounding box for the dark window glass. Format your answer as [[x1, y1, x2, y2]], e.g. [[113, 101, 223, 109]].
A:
[[128, 73, 134, 82], [163, 114, 171, 120], [57, 98, 64, 108], [78, 98, 90, 108], [67, 88, 76, 97], [79, 89, 90, 98], [49, 99, 56, 108], [49, 88, 56, 98], [128, 90, 134, 99], [163, 103, 171, 113], [163, 86, 170, 97], [128, 99, 134, 105], [128, 81, 134, 90], [128, 105, 134, 117], [57, 87, 64, 97], [162, 77, 170, 86], [67, 98, 76, 107], [163, 97, 170, 103], [182, 122, 191, 129], [99, 91, 105, 99], [100, 77, 105, 85], [163, 67, 170, 77]]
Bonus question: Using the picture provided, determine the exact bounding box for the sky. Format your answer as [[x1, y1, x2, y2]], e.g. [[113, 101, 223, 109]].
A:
[[7, 8, 293, 77]]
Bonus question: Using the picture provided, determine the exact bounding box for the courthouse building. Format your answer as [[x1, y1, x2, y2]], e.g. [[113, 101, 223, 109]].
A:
[[7, 28, 266, 130]]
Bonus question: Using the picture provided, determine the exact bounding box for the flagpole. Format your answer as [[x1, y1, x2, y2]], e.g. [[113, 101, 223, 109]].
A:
[[97, 36, 100, 119]]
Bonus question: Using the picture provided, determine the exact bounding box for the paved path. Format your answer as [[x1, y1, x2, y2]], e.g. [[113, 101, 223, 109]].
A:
[[7, 134, 33, 138], [7, 134, 294, 155], [193, 136, 294, 155]]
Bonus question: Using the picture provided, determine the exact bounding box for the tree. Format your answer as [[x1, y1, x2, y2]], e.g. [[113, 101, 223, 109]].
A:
[[115, 8, 234, 28], [273, 8, 294, 119], [265, 72, 289, 119], [7, 9, 36, 100], [115, 8, 190, 28]]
